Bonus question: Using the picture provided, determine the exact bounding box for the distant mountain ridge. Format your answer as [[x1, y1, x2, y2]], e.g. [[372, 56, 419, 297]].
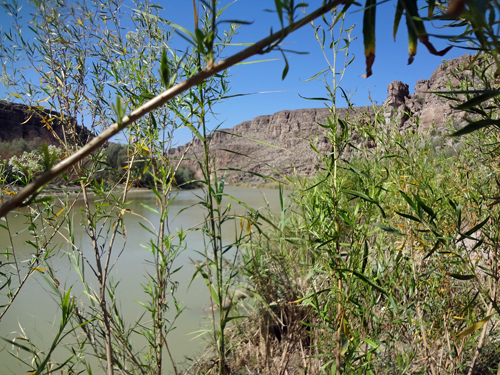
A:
[[169, 55, 475, 185]]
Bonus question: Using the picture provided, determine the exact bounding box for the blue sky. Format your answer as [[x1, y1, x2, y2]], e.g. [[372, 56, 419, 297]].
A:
[[167, 0, 466, 146], [1, 0, 467, 146]]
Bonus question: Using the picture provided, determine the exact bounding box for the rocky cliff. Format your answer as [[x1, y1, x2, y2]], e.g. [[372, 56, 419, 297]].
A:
[[168, 107, 376, 184], [0, 101, 93, 146], [383, 54, 476, 131], [0, 55, 477, 185], [169, 55, 476, 185]]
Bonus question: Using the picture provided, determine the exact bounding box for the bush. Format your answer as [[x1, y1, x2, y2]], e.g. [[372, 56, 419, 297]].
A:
[[174, 166, 198, 189], [8, 144, 64, 184]]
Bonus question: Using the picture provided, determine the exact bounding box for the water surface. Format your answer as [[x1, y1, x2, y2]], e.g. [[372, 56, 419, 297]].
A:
[[0, 186, 286, 373]]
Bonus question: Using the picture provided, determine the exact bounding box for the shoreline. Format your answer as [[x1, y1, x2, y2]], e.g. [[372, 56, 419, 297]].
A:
[[1, 182, 285, 203]]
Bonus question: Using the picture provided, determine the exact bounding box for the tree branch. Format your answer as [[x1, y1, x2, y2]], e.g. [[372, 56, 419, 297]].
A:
[[0, 0, 344, 218]]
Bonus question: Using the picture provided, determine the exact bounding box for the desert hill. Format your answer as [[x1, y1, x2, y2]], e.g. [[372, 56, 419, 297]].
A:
[[0, 55, 475, 185]]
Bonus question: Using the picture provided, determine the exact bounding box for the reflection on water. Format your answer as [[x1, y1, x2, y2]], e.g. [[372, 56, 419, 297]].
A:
[[0, 186, 286, 374]]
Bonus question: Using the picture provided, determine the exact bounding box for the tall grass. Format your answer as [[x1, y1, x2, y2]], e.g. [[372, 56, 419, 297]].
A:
[[1, 1, 500, 375], [231, 79, 500, 374], [215, 12, 500, 375]]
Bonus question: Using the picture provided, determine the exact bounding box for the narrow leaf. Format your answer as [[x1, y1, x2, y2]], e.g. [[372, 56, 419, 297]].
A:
[[374, 223, 405, 236], [450, 273, 475, 281], [362, 0, 376, 77], [343, 189, 377, 204], [393, 0, 404, 40], [456, 314, 492, 339], [139, 203, 159, 215], [451, 119, 500, 136], [405, 12, 418, 64], [454, 91, 500, 110], [338, 269, 389, 296]]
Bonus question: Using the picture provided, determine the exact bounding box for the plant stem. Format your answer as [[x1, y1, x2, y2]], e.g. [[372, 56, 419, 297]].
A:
[[0, 0, 344, 219]]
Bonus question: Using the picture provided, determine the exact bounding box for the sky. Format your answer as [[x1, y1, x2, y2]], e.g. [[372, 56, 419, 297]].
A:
[[0, 0, 468, 146]]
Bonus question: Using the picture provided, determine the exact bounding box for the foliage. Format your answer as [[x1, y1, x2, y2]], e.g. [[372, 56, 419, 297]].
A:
[[234, 101, 500, 375], [8, 144, 64, 183], [0, 137, 44, 160], [1, 1, 500, 375]]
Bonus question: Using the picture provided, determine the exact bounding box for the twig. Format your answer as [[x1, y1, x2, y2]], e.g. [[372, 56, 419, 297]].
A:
[[0, 0, 344, 219]]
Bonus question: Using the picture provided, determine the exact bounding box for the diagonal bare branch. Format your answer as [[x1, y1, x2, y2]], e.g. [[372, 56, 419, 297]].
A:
[[0, 0, 344, 218]]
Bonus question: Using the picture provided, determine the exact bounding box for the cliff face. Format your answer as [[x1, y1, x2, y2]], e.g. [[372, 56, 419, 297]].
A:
[[0, 101, 93, 146], [170, 55, 477, 185], [384, 55, 476, 131], [169, 107, 376, 184], [0, 55, 476, 185]]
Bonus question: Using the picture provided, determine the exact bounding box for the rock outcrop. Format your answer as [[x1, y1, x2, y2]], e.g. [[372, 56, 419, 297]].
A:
[[383, 81, 410, 127], [169, 55, 480, 185], [0, 55, 480, 185], [168, 107, 376, 184], [385, 54, 476, 132], [0, 101, 93, 146]]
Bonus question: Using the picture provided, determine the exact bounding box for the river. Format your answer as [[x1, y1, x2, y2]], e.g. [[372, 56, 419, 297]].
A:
[[0, 186, 286, 374]]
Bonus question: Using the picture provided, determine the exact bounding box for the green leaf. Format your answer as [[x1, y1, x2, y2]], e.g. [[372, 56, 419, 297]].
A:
[[219, 167, 281, 183], [400, 190, 418, 212], [1, 337, 36, 354], [458, 216, 489, 241], [343, 189, 377, 204], [423, 240, 441, 261], [428, 0, 436, 17], [291, 288, 332, 304], [405, 11, 418, 64], [297, 92, 330, 101], [234, 58, 280, 66], [454, 91, 500, 110], [159, 47, 170, 88], [450, 273, 475, 281], [396, 211, 421, 223], [414, 194, 435, 219], [400, 0, 452, 58], [139, 203, 159, 214], [362, 0, 376, 77], [361, 240, 369, 274], [281, 51, 289, 80], [210, 284, 220, 306], [224, 315, 248, 323], [393, 0, 404, 40], [338, 268, 389, 296], [361, 338, 380, 349], [373, 223, 404, 236], [185, 123, 204, 142], [378, 153, 401, 160], [451, 119, 500, 137], [300, 68, 329, 82]]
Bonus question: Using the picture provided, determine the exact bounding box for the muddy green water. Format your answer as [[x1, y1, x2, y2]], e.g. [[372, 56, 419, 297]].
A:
[[0, 187, 286, 374]]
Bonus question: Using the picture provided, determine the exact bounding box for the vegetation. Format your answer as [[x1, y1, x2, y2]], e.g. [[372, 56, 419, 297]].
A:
[[92, 143, 199, 189], [0, 137, 46, 160], [0, 1, 500, 375], [232, 111, 500, 374], [0, 140, 198, 189]]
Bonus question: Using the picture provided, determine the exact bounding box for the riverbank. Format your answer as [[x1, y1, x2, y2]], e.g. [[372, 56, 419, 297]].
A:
[[1, 180, 286, 204]]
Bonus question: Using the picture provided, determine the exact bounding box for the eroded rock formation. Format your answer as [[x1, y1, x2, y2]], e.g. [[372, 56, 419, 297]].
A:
[[385, 55, 476, 132], [169, 55, 478, 185], [168, 107, 376, 184], [0, 55, 479, 185], [0, 101, 93, 146]]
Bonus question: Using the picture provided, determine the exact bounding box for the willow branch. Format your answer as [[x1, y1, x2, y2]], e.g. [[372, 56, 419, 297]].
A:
[[0, 0, 343, 218]]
